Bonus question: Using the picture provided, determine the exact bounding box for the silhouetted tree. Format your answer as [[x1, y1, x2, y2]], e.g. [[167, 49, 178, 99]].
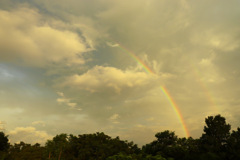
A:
[[106, 153, 135, 160], [7, 142, 45, 160], [200, 114, 231, 153], [44, 132, 140, 160], [225, 127, 240, 159], [0, 132, 9, 151], [72, 132, 140, 160], [143, 130, 180, 159], [0, 132, 9, 160], [45, 133, 71, 160]]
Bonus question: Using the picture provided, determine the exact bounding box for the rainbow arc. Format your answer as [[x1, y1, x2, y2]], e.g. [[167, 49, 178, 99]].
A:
[[110, 40, 189, 137], [160, 86, 190, 137]]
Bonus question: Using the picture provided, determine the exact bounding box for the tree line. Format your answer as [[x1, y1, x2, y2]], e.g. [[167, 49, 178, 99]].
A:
[[0, 114, 240, 160]]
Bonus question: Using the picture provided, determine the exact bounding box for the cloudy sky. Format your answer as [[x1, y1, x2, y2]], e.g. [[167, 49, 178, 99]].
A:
[[0, 0, 240, 145]]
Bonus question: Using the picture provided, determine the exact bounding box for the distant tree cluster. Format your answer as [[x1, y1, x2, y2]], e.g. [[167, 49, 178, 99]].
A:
[[0, 114, 240, 160]]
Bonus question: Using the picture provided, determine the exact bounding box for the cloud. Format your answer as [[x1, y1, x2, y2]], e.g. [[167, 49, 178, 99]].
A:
[[8, 127, 52, 145], [106, 42, 119, 47], [56, 91, 79, 109], [60, 65, 158, 93], [0, 7, 92, 67], [57, 97, 70, 104], [109, 114, 120, 124]]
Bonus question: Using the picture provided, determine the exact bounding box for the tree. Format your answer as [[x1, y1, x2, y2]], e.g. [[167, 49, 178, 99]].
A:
[[0, 132, 9, 151], [155, 130, 178, 146], [226, 128, 240, 159], [0, 132, 9, 160], [45, 133, 71, 160], [7, 142, 45, 160], [200, 114, 231, 154], [73, 132, 140, 160], [106, 153, 168, 160], [106, 153, 135, 160], [44, 132, 140, 160], [143, 130, 178, 158]]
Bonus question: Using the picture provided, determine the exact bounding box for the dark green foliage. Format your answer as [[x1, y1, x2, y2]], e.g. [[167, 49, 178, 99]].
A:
[[143, 130, 177, 155], [200, 114, 231, 153], [45, 132, 139, 160], [226, 128, 240, 160], [155, 131, 178, 146], [143, 115, 239, 160], [7, 142, 45, 160], [45, 133, 70, 160], [106, 153, 135, 160], [2, 114, 240, 160], [198, 152, 222, 160], [70, 132, 139, 160], [106, 153, 168, 160], [144, 155, 167, 160], [0, 132, 9, 151], [143, 130, 187, 159], [0, 132, 9, 160]]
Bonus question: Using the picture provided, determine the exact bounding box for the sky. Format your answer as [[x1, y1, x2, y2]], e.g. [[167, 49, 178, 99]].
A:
[[0, 0, 240, 146]]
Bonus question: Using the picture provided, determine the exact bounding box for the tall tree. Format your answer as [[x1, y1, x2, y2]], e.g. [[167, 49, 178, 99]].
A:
[[143, 130, 179, 158], [0, 132, 9, 151], [0, 132, 9, 159], [45, 134, 70, 160], [155, 130, 178, 146], [200, 114, 231, 153], [226, 128, 240, 159]]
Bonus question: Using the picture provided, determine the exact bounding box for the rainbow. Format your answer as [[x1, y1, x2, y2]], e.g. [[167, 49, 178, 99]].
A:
[[119, 46, 154, 74], [160, 86, 190, 137], [108, 40, 190, 137], [109, 41, 154, 74]]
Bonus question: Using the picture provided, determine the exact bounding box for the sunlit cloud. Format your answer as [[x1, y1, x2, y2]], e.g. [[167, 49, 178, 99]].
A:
[[0, 7, 92, 67], [56, 92, 79, 109], [60, 65, 158, 93], [8, 127, 52, 145]]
